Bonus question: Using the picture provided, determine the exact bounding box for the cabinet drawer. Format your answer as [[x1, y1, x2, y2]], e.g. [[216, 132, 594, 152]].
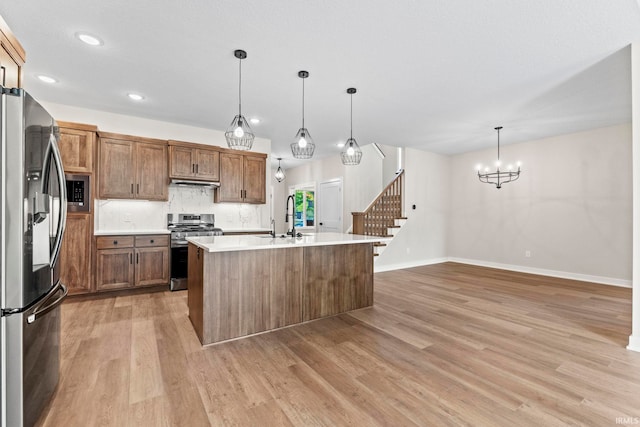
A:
[[96, 236, 134, 249], [134, 235, 169, 247]]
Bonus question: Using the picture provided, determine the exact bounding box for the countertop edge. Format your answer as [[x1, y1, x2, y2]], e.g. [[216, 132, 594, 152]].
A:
[[94, 230, 171, 236], [187, 234, 389, 253]]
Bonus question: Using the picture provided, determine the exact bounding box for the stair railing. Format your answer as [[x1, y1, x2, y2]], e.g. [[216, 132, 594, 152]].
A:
[[352, 169, 404, 236]]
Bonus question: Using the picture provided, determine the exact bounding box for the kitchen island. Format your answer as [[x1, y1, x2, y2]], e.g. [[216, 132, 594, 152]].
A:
[[186, 233, 384, 345]]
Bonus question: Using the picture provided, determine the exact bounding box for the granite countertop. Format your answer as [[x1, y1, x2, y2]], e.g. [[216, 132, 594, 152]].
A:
[[94, 229, 171, 236], [187, 232, 389, 253]]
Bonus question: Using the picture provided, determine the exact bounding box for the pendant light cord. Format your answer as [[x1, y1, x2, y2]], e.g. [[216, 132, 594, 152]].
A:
[[238, 56, 242, 116], [302, 77, 305, 129], [497, 127, 500, 162], [350, 93, 353, 140]]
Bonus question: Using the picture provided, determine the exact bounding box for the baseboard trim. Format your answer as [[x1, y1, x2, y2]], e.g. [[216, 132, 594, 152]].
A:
[[448, 257, 632, 288], [628, 335, 640, 353], [374, 257, 448, 273]]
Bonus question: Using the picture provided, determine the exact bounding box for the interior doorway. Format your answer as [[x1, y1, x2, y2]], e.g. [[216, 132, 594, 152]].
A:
[[318, 178, 343, 233]]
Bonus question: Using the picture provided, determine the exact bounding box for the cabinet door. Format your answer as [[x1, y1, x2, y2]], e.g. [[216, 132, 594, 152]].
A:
[[59, 214, 92, 294], [136, 142, 168, 201], [0, 43, 20, 88], [169, 146, 195, 179], [135, 247, 169, 286], [216, 152, 244, 203], [96, 248, 134, 290], [195, 149, 219, 181], [58, 128, 94, 173], [98, 138, 135, 199], [243, 155, 266, 204]]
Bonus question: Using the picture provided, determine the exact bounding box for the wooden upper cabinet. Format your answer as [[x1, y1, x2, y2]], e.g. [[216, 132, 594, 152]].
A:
[[97, 132, 168, 201], [0, 15, 25, 88], [57, 122, 97, 173], [216, 152, 244, 203], [168, 141, 220, 182], [136, 142, 168, 200], [195, 149, 219, 181], [98, 138, 135, 199], [215, 151, 267, 204], [243, 154, 266, 204]]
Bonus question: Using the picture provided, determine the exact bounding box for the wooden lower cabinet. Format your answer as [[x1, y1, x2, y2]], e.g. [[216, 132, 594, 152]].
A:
[[59, 213, 93, 294], [96, 248, 135, 290], [95, 235, 169, 291]]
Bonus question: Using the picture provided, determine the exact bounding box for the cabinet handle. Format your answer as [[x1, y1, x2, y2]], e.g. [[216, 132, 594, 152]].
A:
[[113, 240, 118, 245], [136, 253, 139, 264], [196, 164, 199, 173], [197, 248, 200, 259], [129, 253, 132, 264], [131, 183, 134, 194], [150, 239, 154, 243], [137, 183, 139, 194], [192, 164, 195, 173], [1, 66, 5, 86]]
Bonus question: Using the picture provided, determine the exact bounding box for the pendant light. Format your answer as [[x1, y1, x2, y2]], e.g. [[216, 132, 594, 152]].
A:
[[291, 71, 315, 159], [476, 126, 521, 189], [275, 157, 285, 182], [225, 49, 254, 150], [341, 88, 363, 165]]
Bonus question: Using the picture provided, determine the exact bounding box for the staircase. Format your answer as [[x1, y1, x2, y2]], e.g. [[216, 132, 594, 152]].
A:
[[352, 170, 407, 258]]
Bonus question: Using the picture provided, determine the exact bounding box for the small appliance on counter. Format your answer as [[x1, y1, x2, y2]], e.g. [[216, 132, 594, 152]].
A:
[[1, 86, 68, 427], [168, 213, 223, 291]]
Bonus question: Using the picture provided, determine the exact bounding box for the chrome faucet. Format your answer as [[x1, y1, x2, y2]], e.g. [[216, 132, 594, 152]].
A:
[[270, 218, 276, 238], [285, 194, 297, 237]]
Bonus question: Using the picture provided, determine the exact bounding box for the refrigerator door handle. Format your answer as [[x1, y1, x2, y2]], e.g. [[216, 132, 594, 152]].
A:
[[48, 132, 67, 267], [27, 280, 68, 324]]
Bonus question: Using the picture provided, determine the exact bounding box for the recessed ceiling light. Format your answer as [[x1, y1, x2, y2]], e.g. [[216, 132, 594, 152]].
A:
[[127, 93, 144, 101], [250, 118, 260, 125], [75, 32, 103, 46], [37, 75, 57, 84]]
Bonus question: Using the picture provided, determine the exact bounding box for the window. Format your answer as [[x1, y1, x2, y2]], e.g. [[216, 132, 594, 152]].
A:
[[289, 183, 315, 230]]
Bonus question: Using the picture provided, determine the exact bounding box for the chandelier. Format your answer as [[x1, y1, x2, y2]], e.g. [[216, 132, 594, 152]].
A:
[[476, 126, 521, 189], [291, 71, 315, 159], [225, 49, 254, 150], [340, 88, 362, 165]]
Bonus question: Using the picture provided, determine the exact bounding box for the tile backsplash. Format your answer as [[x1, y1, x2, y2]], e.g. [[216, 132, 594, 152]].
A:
[[95, 185, 269, 231]]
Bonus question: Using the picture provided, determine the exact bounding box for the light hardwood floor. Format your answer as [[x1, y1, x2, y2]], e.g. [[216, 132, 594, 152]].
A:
[[38, 262, 640, 426]]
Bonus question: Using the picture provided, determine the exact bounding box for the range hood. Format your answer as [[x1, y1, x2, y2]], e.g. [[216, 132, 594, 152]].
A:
[[170, 178, 220, 188]]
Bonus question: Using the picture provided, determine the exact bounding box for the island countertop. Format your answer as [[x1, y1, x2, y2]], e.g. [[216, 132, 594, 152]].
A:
[[187, 232, 388, 253]]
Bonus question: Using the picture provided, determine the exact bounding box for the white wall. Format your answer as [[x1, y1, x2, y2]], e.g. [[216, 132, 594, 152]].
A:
[[43, 101, 272, 232], [449, 123, 632, 285], [374, 148, 451, 271], [630, 42, 640, 352]]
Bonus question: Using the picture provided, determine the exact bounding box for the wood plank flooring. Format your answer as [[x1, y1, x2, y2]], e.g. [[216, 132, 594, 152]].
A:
[[38, 262, 640, 426]]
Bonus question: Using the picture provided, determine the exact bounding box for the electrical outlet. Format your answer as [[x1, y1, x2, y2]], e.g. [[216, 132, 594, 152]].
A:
[[123, 213, 132, 223], [525, 250, 531, 258]]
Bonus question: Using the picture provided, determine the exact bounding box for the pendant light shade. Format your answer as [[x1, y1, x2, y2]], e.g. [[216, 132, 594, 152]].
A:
[[275, 157, 285, 182], [341, 88, 362, 165], [291, 71, 315, 159], [225, 49, 254, 150]]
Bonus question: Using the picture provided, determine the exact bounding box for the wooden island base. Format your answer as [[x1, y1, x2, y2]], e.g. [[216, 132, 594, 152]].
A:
[[187, 242, 374, 345]]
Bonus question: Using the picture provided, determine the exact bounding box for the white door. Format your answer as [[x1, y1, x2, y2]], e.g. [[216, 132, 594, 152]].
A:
[[318, 179, 342, 232]]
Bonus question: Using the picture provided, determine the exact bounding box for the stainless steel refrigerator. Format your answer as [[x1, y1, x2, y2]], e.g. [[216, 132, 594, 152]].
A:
[[0, 86, 68, 427]]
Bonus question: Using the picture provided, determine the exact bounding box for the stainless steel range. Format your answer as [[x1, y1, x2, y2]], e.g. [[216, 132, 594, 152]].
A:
[[168, 213, 223, 291]]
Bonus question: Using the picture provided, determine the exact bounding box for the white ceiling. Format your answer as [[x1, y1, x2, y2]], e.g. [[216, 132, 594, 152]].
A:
[[2, 1, 639, 169]]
